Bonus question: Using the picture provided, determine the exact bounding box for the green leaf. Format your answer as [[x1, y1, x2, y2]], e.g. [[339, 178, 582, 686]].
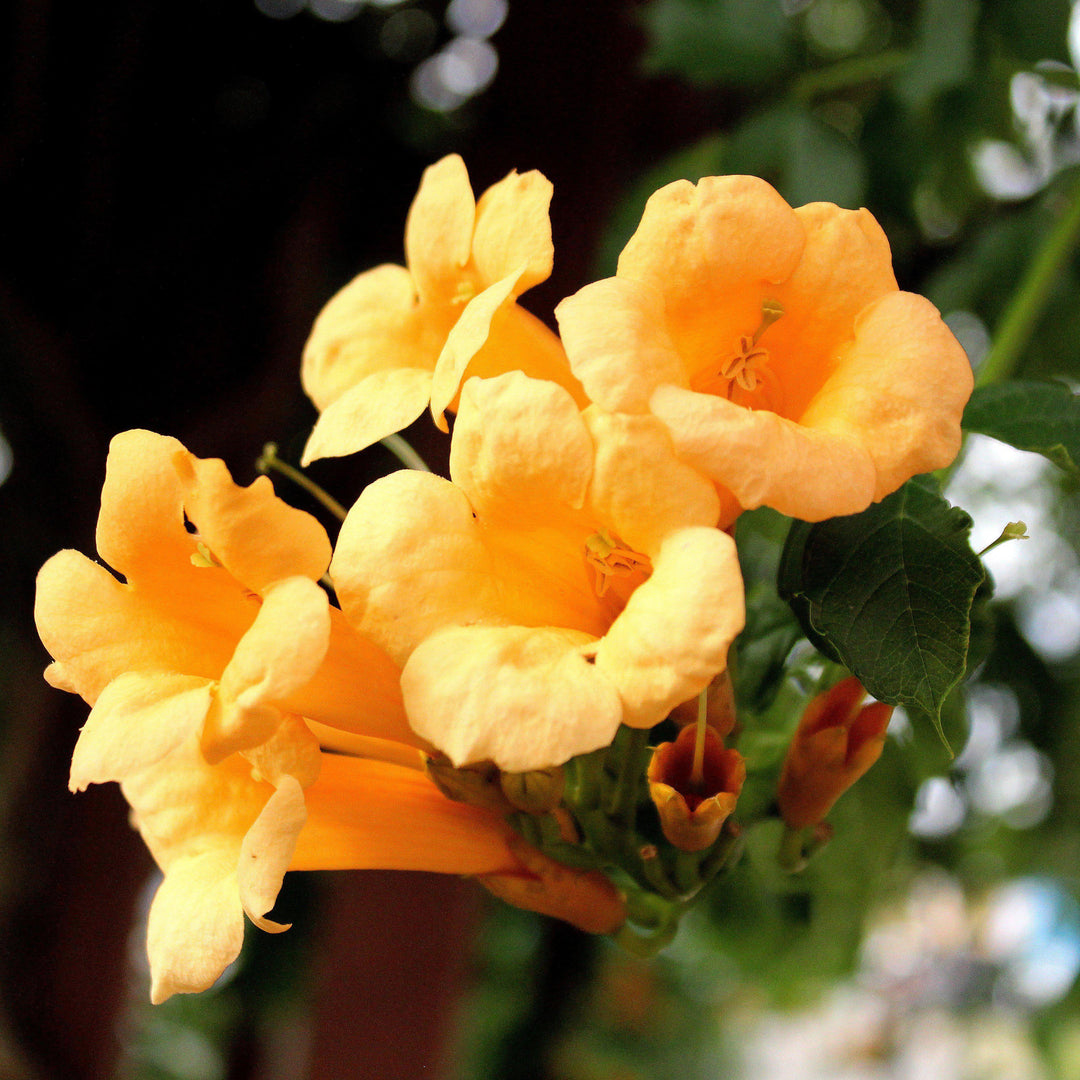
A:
[[891, 0, 979, 111], [778, 477, 985, 744], [722, 103, 868, 208], [640, 0, 794, 87], [962, 379, 1080, 474]]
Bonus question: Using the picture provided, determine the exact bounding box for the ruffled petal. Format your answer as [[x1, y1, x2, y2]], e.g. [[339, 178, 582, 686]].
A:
[[471, 167, 554, 294], [237, 774, 306, 932], [429, 269, 526, 430], [69, 672, 214, 791], [449, 371, 593, 523], [292, 754, 518, 875], [616, 175, 805, 376], [401, 624, 623, 770], [556, 276, 686, 414], [175, 452, 331, 594], [204, 576, 331, 762], [301, 366, 434, 464], [35, 549, 250, 705], [649, 383, 878, 522], [333, 469, 607, 665], [95, 430, 193, 584], [584, 406, 720, 556], [800, 290, 973, 500], [146, 849, 245, 1003], [762, 204, 898, 418], [404, 154, 477, 305], [300, 263, 440, 410], [594, 527, 744, 729]]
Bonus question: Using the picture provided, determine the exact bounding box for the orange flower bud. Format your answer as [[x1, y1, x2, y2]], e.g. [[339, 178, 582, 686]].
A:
[[647, 722, 746, 851], [478, 835, 626, 934], [777, 676, 893, 830]]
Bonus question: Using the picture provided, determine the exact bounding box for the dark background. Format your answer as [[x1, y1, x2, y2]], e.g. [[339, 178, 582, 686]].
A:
[[4, 1, 1080, 1077]]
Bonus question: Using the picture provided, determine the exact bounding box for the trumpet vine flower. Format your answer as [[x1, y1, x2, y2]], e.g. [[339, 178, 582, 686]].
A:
[[301, 154, 583, 464], [330, 371, 746, 773], [36, 430, 622, 1000], [556, 175, 973, 525]]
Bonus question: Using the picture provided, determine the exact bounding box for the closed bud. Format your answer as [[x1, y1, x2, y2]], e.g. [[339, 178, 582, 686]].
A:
[[500, 765, 565, 813], [777, 676, 893, 830], [423, 754, 513, 813]]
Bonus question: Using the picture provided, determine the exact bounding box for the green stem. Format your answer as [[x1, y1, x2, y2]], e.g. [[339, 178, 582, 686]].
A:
[[256, 443, 348, 522], [380, 433, 431, 472], [792, 48, 910, 102], [978, 172, 1080, 387]]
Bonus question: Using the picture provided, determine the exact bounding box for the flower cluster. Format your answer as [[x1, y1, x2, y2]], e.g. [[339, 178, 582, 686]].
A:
[[37, 156, 972, 999]]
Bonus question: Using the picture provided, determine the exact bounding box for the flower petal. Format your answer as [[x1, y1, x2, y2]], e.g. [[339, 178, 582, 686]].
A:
[[300, 263, 439, 411], [471, 167, 554, 294], [616, 175, 805, 376], [429, 269, 526, 430], [594, 526, 744, 729], [649, 383, 878, 521], [762, 203, 898, 419], [35, 549, 249, 705], [449, 371, 593, 522], [301, 366, 434, 465], [175, 451, 331, 593], [292, 753, 518, 875], [95, 430, 193, 584], [146, 849, 245, 1003], [800, 290, 973, 500], [69, 672, 214, 791], [238, 774, 306, 932], [204, 576, 330, 762], [404, 154, 476, 305], [557, 276, 686, 414], [401, 623, 623, 770], [584, 406, 720, 555]]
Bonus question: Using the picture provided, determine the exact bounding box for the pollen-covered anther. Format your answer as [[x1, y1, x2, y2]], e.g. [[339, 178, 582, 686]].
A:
[[691, 299, 784, 398], [584, 528, 652, 598]]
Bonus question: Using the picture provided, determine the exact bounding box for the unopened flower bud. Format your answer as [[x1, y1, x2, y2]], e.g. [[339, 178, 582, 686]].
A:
[[423, 754, 512, 813], [647, 723, 746, 851], [500, 765, 565, 813], [479, 835, 626, 934], [777, 676, 893, 830]]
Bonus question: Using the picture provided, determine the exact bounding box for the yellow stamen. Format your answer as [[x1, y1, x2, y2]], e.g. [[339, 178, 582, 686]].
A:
[[693, 300, 784, 397], [584, 529, 651, 597]]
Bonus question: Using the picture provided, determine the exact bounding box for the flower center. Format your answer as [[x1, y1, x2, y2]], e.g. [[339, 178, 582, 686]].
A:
[[691, 300, 784, 402], [584, 529, 651, 598]]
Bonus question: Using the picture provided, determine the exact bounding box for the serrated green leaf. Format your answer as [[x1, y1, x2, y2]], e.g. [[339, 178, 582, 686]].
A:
[[962, 379, 1080, 474], [778, 477, 985, 743]]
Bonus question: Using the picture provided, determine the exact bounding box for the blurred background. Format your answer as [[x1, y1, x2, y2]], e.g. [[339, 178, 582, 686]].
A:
[[3, 0, 1080, 1077]]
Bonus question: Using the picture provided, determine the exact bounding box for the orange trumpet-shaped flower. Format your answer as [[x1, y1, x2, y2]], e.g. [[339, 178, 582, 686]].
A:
[[36, 430, 625, 1000], [330, 370, 746, 773], [300, 153, 584, 464], [647, 722, 746, 851], [777, 676, 894, 830], [556, 175, 973, 526]]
